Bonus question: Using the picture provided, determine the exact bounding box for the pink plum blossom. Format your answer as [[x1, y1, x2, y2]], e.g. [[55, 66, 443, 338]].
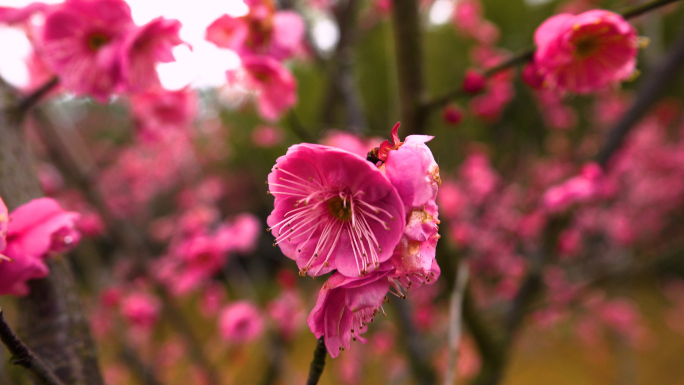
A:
[[533, 10, 639, 93], [252, 125, 284, 148], [205, 3, 304, 61], [218, 301, 265, 343], [0, 2, 47, 25], [120, 292, 161, 330], [227, 56, 297, 121], [0, 198, 81, 296], [462, 69, 487, 94], [119, 17, 185, 93], [307, 269, 391, 357], [542, 163, 603, 212], [130, 87, 197, 137], [267, 143, 405, 278], [40, 0, 135, 101]]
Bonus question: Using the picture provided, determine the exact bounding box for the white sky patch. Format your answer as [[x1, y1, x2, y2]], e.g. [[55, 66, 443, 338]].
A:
[[429, 0, 454, 26], [311, 16, 339, 53], [0, 0, 248, 89]]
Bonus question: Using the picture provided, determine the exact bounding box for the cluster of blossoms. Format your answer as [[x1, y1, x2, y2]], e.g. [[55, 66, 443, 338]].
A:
[[0, 196, 81, 296], [438, 95, 684, 344], [1, 0, 185, 101], [206, 0, 303, 121], [267, 123, 441, 356], [446, 0, 641, 129]]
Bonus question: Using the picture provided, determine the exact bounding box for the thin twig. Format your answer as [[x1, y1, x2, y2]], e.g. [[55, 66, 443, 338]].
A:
[[305, 337, 327, 385], [15, 76, 59, 115], [0, 309, 66, 385], [596, 24, 684, 167], [444, 262, 470, 385]]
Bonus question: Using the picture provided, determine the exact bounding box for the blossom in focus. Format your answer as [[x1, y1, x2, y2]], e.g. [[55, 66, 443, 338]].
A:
[[307, 269, 391, 357], [533, 10, 638, 93], [218, 301, 265, 343], [119, 17, 185, 93], [39, 0, 135, 102], [206, 1, 304, 61], [227, 56, 297, 121], [378, 124, 442, 290], [0, 198, 81, 296], [267, 143, 405, 278]]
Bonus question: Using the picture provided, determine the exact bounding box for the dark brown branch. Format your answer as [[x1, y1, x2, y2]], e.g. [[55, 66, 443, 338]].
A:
[[0, 82, 104, 385], [0, 309, 65, 385], [14, 77, 60, 116], [392, 0, 427, 135], [305, 337, 327, 385], [321, 0, 367, 132], [30, 108, 222, 385], [596, 25, 684, 167]]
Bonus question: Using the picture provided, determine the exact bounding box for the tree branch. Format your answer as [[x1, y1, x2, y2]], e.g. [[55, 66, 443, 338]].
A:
[[392, 0, 427, 135], [305, 337, 327, 385], [0, 309, 65, 385], [596, 24, 684, 167], [0, 82, 104, 385], [421, 0, 683, 111]]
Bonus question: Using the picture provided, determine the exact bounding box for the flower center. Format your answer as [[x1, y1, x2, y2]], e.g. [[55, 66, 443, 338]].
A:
[[573, 36, 601, 58], [88, 32, 110, 52], [327, 196, 353, 221]]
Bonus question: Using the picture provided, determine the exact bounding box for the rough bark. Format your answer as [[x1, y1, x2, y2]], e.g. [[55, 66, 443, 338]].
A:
[[0, 83, 104, 385]]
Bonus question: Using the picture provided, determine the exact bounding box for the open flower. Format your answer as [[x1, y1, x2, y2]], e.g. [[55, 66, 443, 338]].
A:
[[267, 143, 405, 278], [205, 1, 304, 61], [0, 197, 81, 296], [219, 301, 265, 343], [534, 10, 639, 93], [119, 17, 185, 93], [40, 0, 135, 101], [227, 55, 297, 121]]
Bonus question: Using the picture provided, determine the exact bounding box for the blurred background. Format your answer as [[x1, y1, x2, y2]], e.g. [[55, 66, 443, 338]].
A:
[[1, 0, 684, 384]]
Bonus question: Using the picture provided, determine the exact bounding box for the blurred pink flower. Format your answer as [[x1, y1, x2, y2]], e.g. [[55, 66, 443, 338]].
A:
[[534, 10, 638, 93], [443, 104, 464, 126], [542, 163, 603, 212], [252, 125, 284, 148], [462, 69, 487, 94], [216, 213, 262, 254], [40, 0, 135, 101], [120, 292, 161, 330], [268, 289, 304, 339], [206, 3, 304, 61], [119, 17, 184, 93], [267, 143, 405, 278], [319, 130, 383, 159], [131, 87, 197, 134], [0, 198, 80, 296], [228, 56, 297, 121], [219, 301, 265, 343]]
